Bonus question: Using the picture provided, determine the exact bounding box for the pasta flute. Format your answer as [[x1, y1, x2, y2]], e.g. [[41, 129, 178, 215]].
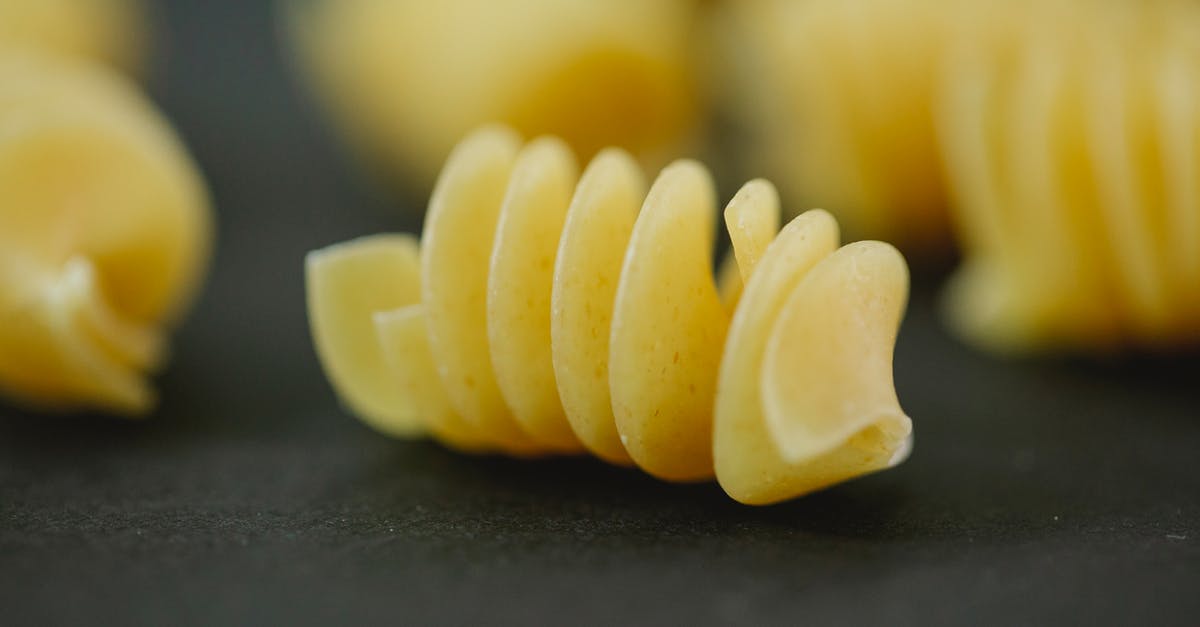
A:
[[307, 127, 912, 505]]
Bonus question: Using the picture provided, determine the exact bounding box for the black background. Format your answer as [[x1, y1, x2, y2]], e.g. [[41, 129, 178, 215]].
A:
[[2, 2, 1198, 625]]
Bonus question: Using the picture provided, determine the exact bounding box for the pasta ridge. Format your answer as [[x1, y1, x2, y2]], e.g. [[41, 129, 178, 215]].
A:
[[307, 126, 913, 504]]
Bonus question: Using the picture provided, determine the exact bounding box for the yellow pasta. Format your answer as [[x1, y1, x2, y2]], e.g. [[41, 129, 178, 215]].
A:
[[723, 0, 1200, 351], [0, 0, 147, 74], [0, 54, 212, 414], [721, 0, 960, 251], [939, 0, 1200, 351], [282, 0, 706, 192], [306, 127, 912, 504]]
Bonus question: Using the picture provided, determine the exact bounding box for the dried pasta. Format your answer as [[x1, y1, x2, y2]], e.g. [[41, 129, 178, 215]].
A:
[[307, 127, 912, 504], [721, 0, 960, 251], [0, 54, 212, 414], [724, 0, 1200, 351], [0, 0, 146, 74], [939, 0, 1200, 351], [282, 0, 706, 191]]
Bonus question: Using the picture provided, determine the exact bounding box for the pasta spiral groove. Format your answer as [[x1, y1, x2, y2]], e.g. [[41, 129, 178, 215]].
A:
[[307, 127, 912, 504]]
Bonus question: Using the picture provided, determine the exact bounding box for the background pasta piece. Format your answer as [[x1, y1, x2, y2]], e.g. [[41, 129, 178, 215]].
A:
[[283, 0, 706, 193], [0, 257, 158, 413], [722, 0, 1200, 352], [0, 0, 147, 74], [0, 54, 211, 414], [720, 0, 959, 252], [939, 0, 1200, 352], [305, 234, 423, 436]]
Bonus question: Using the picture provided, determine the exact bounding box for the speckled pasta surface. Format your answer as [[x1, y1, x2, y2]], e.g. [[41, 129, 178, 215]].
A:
[[0, 54, 212, 414], [306, 127, 912, 504]]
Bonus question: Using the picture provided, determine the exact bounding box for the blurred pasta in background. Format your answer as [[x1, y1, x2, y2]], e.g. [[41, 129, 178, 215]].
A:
[[0, 0, 147, 75], [281, 0, 709, 193], [0, 1, 213, 416], [941, 0, 1200, 353], [719, 0, 958, 252], [722, 0, 1200, 353]]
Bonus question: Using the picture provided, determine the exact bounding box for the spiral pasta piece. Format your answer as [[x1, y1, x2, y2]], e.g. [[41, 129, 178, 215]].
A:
[[939, 0, 1200, 351], [0, 54, 212, 414], [0, 0, 146, 74], [306, 127, 912, 504], [282, 0, 705, 191]]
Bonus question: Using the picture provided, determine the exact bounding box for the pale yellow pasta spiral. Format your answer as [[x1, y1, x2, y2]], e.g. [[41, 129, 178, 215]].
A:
[[939, 1, 1200, 351], [0, 54, 212, 414], [307, 127, 912, 505]]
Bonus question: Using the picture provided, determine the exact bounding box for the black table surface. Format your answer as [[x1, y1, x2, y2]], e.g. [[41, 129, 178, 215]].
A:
[[2, 3, 1198, 625]]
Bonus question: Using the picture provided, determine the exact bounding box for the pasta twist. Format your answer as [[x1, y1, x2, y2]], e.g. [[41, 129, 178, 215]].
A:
[[307, 127, 912, 504], [940, 0, 1200, 351], [0, 54, 212, 414]]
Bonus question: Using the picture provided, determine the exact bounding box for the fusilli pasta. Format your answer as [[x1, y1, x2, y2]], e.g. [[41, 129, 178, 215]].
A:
[[307, 127, 913, 504]]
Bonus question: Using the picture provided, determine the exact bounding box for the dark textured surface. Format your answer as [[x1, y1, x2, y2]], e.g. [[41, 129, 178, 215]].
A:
[[2, 2, 1198, 625]]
